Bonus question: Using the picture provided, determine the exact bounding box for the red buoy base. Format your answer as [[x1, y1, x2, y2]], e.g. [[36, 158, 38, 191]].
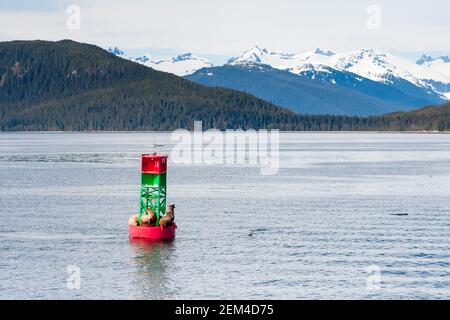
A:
[[129, 223, 176, 240]]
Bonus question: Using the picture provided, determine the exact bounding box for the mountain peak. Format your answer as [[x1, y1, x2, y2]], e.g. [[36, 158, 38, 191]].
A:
[[312, 48, 335, 56], [417, 54, 450, 65], [135, 55, 151, 63], [416, 54, 434, 65], [246, 45, 269, 54], [107, 46, 125, 56], [355, 48, 386, 57], [173, 53, 194, 62], [438, 56, 450, 63], [227, 45, 271, 65]]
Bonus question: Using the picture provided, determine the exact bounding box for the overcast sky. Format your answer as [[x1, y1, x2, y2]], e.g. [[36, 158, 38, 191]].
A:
[[0, 0, 449, 64]]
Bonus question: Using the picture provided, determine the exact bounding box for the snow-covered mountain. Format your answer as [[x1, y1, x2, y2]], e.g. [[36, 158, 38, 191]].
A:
[[108, 46, 449, 98], [138, 53, 213, 76], [109, 46, 450, 115], [227, 46, 450, 100], [332, 49, 450, 99], [416, 54, 450, 65], [415, 55, 450, 99], [187, 63, 444, 116], [227, 46, 335, 71], [107, 47, 212, 76]]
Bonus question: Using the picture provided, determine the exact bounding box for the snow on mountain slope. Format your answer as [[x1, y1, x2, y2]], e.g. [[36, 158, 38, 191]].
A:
[[107, 47, 212, 76], [415, 55, 450, 98], [422, 58, 450, 82], [227, 46, 335, 72], [228, 46, 449, 99], [332, 49, 450, 89], [289, 48, 335, 69], [229, 46, 439, 85], [416, 54, 450, 76], [108, 45, 449, 100], [140, 53, 213, 76], [227, 45, 297, 70]]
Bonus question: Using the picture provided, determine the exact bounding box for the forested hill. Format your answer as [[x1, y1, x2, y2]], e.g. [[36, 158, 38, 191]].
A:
[[371, 102, 450, 131], [0, 40, 448, 131], [0, 40, 305, 131]]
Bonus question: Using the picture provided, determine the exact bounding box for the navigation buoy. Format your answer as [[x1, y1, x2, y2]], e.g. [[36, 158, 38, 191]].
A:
[[129, 223, 176, 240], [129, 154, 176, 240]]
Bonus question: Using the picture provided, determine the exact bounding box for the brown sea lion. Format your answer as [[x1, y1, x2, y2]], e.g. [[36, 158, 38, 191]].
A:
[[159, 204, 175, 228], [128, 208, 157, 226], [128, 214, 139, 226], [141, 208, 157, 225]]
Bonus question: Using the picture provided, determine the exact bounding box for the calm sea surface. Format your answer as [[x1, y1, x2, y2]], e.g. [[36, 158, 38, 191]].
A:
[[0, 132, 449, 299]]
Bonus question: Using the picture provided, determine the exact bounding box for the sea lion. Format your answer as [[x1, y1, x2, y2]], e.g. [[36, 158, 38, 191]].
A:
[[128, 208, 157, 226], [128, 214, 139, 226], [141, 208, 157, 225], [159, 204, 175, 228]]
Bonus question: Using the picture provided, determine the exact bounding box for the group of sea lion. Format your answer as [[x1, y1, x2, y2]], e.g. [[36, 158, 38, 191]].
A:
[[128, 204, 175, 228]]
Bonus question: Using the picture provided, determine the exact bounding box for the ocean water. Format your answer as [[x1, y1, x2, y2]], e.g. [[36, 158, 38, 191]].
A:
[[0, 132, 449, 299]]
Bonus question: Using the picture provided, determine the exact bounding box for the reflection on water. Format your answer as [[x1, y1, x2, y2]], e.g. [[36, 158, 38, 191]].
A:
[[129, 239, 176, 299]]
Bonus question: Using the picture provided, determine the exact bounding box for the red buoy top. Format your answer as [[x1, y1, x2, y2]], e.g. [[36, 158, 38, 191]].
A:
[[141, 154, 168, 174]]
